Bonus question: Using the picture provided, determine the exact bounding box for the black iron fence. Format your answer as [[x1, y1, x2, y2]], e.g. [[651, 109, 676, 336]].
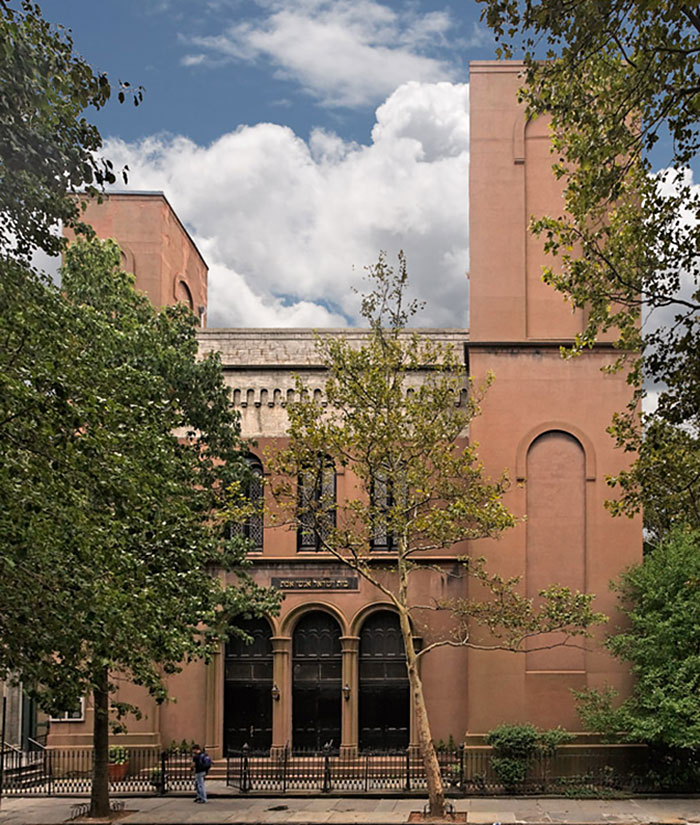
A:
[[0, 742, 656, 798], [226, 744, 649, 795], [0, 746, 195, 796]]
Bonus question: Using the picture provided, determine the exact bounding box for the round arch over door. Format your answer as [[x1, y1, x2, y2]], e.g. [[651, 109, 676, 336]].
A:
[[224, 617, 272, 752], [359, 610, 409, 751], [292, 611, 342, 751]]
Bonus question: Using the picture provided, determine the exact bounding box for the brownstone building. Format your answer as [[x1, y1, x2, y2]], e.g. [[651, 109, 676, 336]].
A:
[[48, 63, 641, 757]]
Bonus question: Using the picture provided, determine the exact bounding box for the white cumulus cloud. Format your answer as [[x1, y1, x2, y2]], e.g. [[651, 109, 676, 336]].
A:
[[102, 80, 470, 329], [182, 0, 459, 108]]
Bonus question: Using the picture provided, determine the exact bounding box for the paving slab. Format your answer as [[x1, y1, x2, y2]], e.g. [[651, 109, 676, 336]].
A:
[[467, 812, 517, 823], [468, 800, 534, 813], [286, 812, 334, 823], [375, 801, 401, 813], [333, 801, 386, 813], [4, 795, 700, 825]]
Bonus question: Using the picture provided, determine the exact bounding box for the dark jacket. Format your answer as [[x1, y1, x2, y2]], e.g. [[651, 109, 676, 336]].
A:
[[193, 751, 210, 774]]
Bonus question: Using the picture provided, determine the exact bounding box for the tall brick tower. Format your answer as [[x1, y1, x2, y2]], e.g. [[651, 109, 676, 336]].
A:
[[465, 62, 641, 732]]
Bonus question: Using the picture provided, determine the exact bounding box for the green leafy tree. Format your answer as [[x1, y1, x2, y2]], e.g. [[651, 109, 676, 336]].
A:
[[0, 0, 140, 262], [576, 529, 700, 757], [0, 238, 279, 816], [0, 4, 277, 816], [606, 417, 700, 544], [477, 0, 700, 529], [267, 253, 605, 817]]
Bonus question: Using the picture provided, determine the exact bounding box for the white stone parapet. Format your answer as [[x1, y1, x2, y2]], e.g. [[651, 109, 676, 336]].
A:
[[197, 328, 470, 437]]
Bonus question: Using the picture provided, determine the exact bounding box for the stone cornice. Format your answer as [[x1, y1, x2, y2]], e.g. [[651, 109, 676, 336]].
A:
[[198, 328, 469, 368]]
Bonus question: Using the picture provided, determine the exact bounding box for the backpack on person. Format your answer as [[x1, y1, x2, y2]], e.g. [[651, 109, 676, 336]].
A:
[[201, 752, 212, 772]]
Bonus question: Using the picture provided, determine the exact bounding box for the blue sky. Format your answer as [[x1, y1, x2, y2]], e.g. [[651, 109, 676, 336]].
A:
[[57, 1, 495, 145], [51, 1, 502, 327]]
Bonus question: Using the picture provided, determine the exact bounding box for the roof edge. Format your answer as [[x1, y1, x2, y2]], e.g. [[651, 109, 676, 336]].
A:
[[80, 190, 208, 271]]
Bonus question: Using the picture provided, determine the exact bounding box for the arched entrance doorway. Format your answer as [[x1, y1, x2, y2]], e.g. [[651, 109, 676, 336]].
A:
[[224, 617, 273, 752], [359, 610, 409, 750], [292, 611, 342, 751]]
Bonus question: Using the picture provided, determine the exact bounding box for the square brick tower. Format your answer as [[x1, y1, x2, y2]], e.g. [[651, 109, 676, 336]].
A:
[[72, 191, 208, 324], [466, 62, 641, 732]]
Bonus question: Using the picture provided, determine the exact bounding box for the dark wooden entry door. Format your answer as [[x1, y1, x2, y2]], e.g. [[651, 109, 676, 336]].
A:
[[293, 612, 342, 751], [359, 611, 409, 750], [224, 617, 273, 752]]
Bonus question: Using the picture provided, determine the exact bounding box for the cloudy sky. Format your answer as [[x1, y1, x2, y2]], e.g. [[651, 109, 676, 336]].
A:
[[55, 0, 499, 328]]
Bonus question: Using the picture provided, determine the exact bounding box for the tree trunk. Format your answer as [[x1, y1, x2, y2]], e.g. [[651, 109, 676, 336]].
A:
[[90, 664, 111, 818], [397, 606, 446, 818]]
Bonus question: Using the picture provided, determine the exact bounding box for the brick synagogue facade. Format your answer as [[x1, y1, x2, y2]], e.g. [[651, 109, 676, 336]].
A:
[[45, 63, 641, 758]]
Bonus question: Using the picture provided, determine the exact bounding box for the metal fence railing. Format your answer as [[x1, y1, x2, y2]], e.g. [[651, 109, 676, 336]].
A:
[[0, 747, 196, 797], [225, 744, 650, 795], [0, 742, 665, 798]]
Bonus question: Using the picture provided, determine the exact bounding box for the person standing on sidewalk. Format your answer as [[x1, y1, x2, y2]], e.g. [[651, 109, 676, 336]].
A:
[[192, 744, 211, 803]]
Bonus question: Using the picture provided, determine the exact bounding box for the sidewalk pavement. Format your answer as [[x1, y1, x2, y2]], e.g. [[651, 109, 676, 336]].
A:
[[2, 786, 700, 825]]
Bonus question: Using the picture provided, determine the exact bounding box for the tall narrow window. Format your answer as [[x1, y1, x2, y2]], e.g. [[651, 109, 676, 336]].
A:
[[370, 472, 395, 551], [228, 455, 264, 552], [370, 466, 405, 552], [297, 455, 336, 552]]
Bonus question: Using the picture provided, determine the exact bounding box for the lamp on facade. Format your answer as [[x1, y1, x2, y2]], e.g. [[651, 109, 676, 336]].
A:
[[342, 683, 351, 701], [271, 684, 280, 701]]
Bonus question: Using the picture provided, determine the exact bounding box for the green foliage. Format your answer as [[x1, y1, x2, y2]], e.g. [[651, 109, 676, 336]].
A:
[[269, 251, 515, 575], [0, 3, 271, 816], [0, 238, 279, 814], [537, 725, 576, 757], [576, 529, 700, 750], [0, 1, 140, 262], [108, 747, 128, 766], [478, 0, 700, 529], [606, 418, 700, 543], [552, 772, 626, 800], [0, 237, 278, 711], [268, 252, 518, 817], [453, 558, 606, 650], [433, 734, 457, 752], [490, 756, 528, 793], [487, 723, 539, 760], [273, 253, 514, 551], [633, 748, 700, 793], [168, 739, 196, 754], [486, 723, 574, 793]]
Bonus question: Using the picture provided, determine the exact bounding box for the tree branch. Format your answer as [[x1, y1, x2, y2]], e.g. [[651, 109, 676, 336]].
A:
[[415, 635, 591, 660]]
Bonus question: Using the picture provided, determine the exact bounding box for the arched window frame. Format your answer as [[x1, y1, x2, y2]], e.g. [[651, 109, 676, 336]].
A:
[[297, 455, 336, 552], [224, 615, 273, 660], [227, 455, 264, 552], [174, 277, 194, 311], [358, 609, 409, 751]]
